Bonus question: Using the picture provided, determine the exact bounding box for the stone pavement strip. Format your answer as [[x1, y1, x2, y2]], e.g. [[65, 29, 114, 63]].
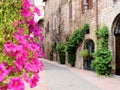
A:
[[25, 58, 120, 90]]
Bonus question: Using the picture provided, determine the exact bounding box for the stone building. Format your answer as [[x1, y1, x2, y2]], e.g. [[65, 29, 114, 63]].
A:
[[43, 0, 120, 75]]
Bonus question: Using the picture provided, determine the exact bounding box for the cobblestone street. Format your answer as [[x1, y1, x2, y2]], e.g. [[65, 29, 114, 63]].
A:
[[26, 59, 120, 90]]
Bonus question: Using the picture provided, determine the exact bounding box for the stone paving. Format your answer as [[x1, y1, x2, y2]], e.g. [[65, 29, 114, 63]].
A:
[[25, 59, 120, 90]]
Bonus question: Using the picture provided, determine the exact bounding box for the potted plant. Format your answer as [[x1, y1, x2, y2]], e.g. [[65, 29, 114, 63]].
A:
[[80, 49, 88, 58]]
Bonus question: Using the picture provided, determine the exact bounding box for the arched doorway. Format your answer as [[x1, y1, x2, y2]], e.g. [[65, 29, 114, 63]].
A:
[[83, 39, 95, 70], [113, 13, 120, 75]]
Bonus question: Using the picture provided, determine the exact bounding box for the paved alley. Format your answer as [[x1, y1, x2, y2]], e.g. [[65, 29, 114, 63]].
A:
[[26, 59, 120, 90]]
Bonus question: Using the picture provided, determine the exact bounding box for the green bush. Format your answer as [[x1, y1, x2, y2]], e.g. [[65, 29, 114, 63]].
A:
[[91, 48, 112, 76], [56, 43, 65, 64], [66, 24, 89, 66], [91, 26, 112, 76]]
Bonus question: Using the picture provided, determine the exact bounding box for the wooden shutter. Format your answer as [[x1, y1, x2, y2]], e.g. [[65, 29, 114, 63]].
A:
[[88, 0, 93, 9], [81, 0, 85, 14]]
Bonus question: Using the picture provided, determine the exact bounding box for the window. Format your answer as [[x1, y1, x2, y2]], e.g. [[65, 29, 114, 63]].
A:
[[69, 0, 72, 19]]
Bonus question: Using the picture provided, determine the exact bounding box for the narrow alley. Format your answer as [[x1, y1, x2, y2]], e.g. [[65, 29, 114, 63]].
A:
[[26, 59, 120, 90]]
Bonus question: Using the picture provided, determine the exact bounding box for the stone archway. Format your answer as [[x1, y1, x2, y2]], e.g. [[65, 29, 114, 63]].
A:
[[83, 39, 95, 70], [112, 13, 120, 75]]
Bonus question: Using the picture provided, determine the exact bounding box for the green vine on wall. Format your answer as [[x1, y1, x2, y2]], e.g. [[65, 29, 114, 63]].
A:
[[91, 26, 112, 76], [66, 24, 89, 66], [56, 43, 65, 64]]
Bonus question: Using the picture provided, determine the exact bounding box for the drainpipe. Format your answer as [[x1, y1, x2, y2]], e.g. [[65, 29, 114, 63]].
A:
[[96, 0, 98, 30]]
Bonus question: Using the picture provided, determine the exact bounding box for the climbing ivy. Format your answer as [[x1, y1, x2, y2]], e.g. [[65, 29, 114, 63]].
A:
[[66, 24, 89, 66], [56, 43, 65, 64], [91, 26, 112, 76]]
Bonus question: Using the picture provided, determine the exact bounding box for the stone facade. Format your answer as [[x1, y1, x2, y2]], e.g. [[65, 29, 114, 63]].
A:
[[43, 0, 120, 74]]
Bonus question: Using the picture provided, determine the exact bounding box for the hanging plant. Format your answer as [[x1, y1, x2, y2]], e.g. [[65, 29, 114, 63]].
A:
[[0, 0, 44, 89], [80, 49, 88, 58]]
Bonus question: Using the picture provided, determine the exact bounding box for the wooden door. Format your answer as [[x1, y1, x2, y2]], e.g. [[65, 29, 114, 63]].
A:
[[116, 35, 120, 75]]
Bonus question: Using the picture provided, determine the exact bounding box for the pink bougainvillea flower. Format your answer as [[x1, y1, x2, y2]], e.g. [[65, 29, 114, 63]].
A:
[[0, 84, 8, 90], [14, 33, 27, 44], [39, 34, 44, 42], [24, 62, 40, 72], [32, 58, 43, 71], [18, 27, 24, 35], [7, 66, 13, 74], [21, 7, 32, 17], [34, 6, 41, 16], [22, 0, 31, 8], [0, 63, 8, 82], [23, 72, 29, 82], [14, 59, 24, 70], [13, 21, 18, 27], [29, 74, 39, 88], [39, 50, 45, 58], [4, 41, 17, 54], [8, 77, 24, 90], [27, 43, 40, 52]]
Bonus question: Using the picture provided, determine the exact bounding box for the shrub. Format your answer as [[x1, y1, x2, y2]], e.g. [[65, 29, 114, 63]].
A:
[[56, 43, 65, 64], [91, 26, 112, 76]]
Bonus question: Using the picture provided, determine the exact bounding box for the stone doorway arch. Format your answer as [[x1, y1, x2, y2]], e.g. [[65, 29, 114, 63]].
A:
[[112, 13, 120, 75], [83, 39, 95, 70]]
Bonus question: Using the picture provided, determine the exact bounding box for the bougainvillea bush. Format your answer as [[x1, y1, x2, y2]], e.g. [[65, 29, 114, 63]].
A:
[[0, 0, 44, 89]]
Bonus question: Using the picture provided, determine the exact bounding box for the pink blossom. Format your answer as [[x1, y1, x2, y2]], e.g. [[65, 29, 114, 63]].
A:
[[22, 0, 31, 8], [32, 58, 43, 71], [7, 66, 13, 74], [23, 72, 29, 82], [39, 34, 44, 42], [24, 62, 40, 72], [8, 77, 24, 90], [14, 59, 24, 70], [0, 63, 8, 82], [27, 43, 40, 52], [13, 21, 18, 27], [34, 6, 41, 16], [39, 50, 45, 58], [18, 27, 24, 35], [14, 33, 27, 44], [0, 84, 8, 90], [21, 7, 32, 17], [29, 74, 39, 88], [4, 42, 17, 54]]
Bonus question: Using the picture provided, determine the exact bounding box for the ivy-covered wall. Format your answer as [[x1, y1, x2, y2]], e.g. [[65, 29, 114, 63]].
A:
[[66, 24, 89, 66]]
